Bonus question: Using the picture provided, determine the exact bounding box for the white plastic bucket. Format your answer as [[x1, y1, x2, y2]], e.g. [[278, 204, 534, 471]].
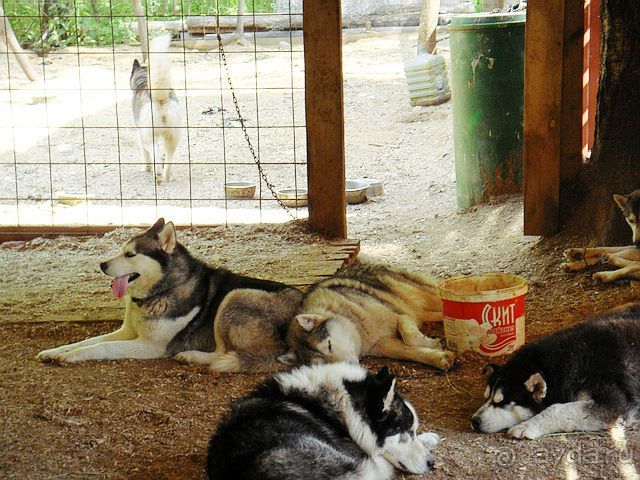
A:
[[438, 273, 527, 356], [404, 53, 451, 106]]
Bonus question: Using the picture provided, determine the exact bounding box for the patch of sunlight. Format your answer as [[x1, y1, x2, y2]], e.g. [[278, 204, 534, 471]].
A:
[[563, 450, 580, 480], [0, 202, 305, 227], [610, 422, 639, 480]]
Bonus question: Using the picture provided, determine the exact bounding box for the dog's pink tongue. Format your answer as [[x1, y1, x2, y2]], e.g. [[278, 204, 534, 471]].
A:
[[111, 275, 130, 299]]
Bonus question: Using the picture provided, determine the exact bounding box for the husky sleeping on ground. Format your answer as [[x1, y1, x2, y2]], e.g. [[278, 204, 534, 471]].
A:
[[130, 34, 183, 184], [471, 303, 640, 439], [207, 363, 440, 479], [279, 263, 455, 371], [37, 218, 301, 370], [561, 190, 640, 283]]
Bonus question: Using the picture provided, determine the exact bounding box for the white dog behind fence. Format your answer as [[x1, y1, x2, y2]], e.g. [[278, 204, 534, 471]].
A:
[[130, 34, 183, 184]]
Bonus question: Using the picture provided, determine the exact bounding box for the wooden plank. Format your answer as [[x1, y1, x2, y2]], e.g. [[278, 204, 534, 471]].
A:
[[523, 0, 565, 236], [304, 0, 347, 238], [0, 224, 206, 242], [559, 0, 584, 190], [185, 14, 303, 34], [582, 0, 600, 159]]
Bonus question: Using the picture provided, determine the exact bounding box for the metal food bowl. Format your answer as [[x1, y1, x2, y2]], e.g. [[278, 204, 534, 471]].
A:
[[352, 177, 384, 197], [345, 180, 368, 204], [276, 188, 308, 207], [224, 181, 256, 200]]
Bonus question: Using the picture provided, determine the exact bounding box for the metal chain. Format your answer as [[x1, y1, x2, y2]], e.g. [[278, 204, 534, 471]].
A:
[[215, 28, 296, 218]]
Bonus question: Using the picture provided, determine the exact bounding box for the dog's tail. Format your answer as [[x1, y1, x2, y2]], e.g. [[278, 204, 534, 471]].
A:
[[208, 351, 289, 374], [148, 34, 174, 102]]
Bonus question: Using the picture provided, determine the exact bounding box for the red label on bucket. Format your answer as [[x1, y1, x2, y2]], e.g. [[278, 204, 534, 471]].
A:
[[442, 296, 525, 356]]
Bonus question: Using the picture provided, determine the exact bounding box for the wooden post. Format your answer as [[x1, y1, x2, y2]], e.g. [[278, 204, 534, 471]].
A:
[[235, 0, 245, 37], [417, 0, 440, 54], [523, 0, 565, 236], [582, 0, 600, 160], [304, 0, 347, 238], [132, 0, 149, 63], [0, 3, 39, 82], [559, 0, 584, 189]]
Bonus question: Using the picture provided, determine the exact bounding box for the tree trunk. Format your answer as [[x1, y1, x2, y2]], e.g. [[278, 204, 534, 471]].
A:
[[235, 0, 246, 37], [132, 0, 149, 63], [417, 0, 439, 54], [564, 0, 640, 245], [0, 3, 39, 81]]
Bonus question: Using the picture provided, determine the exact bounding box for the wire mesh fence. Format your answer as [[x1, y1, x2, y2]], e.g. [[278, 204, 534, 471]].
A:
[[0, 0, 306, 228]]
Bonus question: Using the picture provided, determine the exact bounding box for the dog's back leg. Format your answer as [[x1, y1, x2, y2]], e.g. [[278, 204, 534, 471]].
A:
[[175, 350, 286, 373], [159, 130, 180, 184], [374, 337, 454, 371], [594, 264, 640, 283], [561, 246, 630, 272], [137, 130, 153, 172], [397, 315, 442, 349]]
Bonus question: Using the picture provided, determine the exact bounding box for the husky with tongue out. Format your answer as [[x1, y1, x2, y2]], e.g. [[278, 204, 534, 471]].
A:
[[37, 218, 301, 369]]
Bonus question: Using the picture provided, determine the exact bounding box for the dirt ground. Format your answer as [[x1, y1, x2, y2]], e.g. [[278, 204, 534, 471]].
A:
[[2, 28, 640, 480]]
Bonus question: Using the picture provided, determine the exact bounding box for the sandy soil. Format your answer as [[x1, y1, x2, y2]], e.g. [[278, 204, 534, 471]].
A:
[[2, 28, 640, 480]]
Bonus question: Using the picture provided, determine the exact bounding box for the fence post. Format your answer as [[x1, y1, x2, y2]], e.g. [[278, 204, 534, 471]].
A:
[[304, 0, 347, 238]]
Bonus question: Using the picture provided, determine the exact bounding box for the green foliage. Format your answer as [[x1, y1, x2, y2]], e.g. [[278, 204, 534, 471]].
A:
[[3, 0, 274, 49]]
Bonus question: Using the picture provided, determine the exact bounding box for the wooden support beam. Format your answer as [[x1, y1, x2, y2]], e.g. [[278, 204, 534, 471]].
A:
[[132, 0, 149, 63], [523, 0, 566, 236], [0, 3, 38, 82], [582, 0, 600, 159], [304, 0, 347, 238], [560, 0, 585, 187]]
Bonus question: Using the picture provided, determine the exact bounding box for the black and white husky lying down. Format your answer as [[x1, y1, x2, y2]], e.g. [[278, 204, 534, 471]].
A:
[[207, 363, 440, 479], [471, 304, 640, 439]]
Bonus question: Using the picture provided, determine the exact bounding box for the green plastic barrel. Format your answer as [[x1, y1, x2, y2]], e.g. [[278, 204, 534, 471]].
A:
[[449, 12, 526, 209]]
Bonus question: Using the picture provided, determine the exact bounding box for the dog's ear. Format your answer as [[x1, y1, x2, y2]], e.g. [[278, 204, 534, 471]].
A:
[[614, 194, 629, 211], [158, 221, 177, 254], [149, 217, 165, 233], [483, 364, 500, 379], [376, 373, 397, 413], [295, 314, 326, 332], [277, 351, 298, 366], [524, 372, 547, 402]]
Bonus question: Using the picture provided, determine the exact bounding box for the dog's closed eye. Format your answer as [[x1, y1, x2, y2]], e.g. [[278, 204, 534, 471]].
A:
[[125, 252, 136, 258]]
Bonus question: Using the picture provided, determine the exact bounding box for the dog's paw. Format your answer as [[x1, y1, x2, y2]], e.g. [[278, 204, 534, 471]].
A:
[[175, 350, 212, 365], [174, 351, 194, 364], [560, 261, 577, 273], [563, 248, 584, 261], [416, 335, 442, 349], [51, 350, 81, 364], [437, 350, 456, 371], [593, 272, 612, 283], [418, 432, 440, 450], [36, 348, 60, 363], [507, 422, 542, 440]]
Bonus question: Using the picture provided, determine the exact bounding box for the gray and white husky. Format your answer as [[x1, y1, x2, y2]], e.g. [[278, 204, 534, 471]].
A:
[[37, 218, 301, 370], [279, 263, 455, 371], [471, 303, 640, 439], [560, 190, 640, 283], [130, 34, 183, 184], [207, 363, 440, 479]]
